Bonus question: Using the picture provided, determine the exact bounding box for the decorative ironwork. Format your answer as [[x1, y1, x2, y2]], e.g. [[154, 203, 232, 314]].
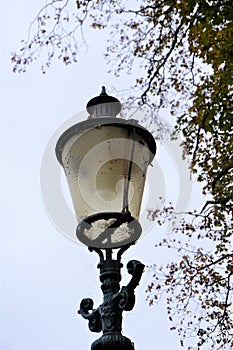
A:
[[78, 247, 145, 350], [76, 212, 142, 249]]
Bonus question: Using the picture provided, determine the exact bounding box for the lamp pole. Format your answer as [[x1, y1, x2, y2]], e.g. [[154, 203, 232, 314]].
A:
[[55, 87, 156, 350]]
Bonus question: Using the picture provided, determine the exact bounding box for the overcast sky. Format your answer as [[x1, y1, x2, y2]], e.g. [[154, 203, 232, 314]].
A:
[[1, 1, 201, 349]]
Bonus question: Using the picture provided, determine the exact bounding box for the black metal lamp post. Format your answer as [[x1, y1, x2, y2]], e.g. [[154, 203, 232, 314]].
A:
[[55, 87, 156, 350]]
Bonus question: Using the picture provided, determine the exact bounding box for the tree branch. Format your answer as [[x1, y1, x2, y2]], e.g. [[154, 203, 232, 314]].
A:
[[212, 164, 233, 192], [141, 19, 185, 104]]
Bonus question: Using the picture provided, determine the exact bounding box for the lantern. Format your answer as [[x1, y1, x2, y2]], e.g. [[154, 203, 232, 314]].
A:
[[56, 87, 156, 249]]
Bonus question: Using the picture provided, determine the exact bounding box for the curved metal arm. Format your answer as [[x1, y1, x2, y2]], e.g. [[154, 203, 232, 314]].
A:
[[126, 260, 145, 291], [119, 260, 145, 311], [117, 243, 134, 262], [78, 298, 102, 333], [88, 247, 104, 265]]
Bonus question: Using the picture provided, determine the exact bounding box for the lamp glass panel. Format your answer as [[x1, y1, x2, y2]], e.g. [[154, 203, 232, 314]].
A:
[[61, 125, 151, 221]]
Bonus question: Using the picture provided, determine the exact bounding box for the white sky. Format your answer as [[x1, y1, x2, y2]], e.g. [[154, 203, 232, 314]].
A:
[[1, 1, 201, 349]]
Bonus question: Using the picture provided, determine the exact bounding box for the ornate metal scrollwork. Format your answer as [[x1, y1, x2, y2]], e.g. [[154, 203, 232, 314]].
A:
[[78, 298, 102, 333], [119, 260, 145, 311], [78, 253, 145, 350]]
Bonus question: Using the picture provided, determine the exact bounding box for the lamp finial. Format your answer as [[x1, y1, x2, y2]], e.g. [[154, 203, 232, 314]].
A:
[[86, 87, 122, 118], [100, 86, 107, 96]]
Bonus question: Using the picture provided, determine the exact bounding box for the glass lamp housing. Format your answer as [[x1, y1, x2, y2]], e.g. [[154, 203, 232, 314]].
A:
[[56, 88, 156, 248], [56, 118, 155, 213], [56, 118, 156, 248]]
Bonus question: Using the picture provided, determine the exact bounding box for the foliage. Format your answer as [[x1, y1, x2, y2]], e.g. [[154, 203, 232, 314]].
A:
[[12, 0, 233, 349], [11, 0, 85, 73]]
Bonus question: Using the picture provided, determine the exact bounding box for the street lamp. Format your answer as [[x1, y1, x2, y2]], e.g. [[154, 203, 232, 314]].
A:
[[55, 87, 156, 350]]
